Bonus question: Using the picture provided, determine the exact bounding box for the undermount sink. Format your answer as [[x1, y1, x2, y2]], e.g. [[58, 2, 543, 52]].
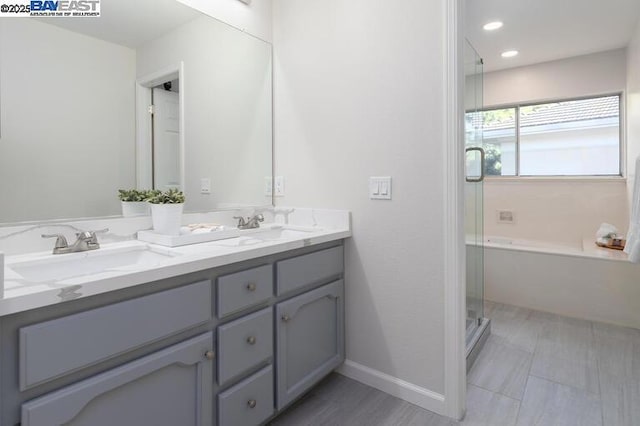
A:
[[249, 228, 315, 241], [213, 226, 318, 247], [8, 244, 180, 283]]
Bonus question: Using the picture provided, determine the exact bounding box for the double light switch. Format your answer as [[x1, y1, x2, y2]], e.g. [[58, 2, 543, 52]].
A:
[[369, 176, 392, 200]]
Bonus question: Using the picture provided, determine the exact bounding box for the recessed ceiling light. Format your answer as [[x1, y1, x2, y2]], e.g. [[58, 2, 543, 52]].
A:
[[483, 21, 503, 31], [501, 50, 519, 58]]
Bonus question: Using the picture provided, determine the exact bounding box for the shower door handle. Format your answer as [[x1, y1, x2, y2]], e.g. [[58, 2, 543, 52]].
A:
[[465, 147, 485, 183]]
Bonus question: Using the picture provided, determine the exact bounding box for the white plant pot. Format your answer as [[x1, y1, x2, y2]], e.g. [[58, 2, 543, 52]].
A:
[[151, 203, 184, 236], [121, 201, 150, 217]]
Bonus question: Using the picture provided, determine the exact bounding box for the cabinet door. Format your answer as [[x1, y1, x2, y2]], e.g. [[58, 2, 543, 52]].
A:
[[276, 280, 344, 409], [21, 333, 214, 426]]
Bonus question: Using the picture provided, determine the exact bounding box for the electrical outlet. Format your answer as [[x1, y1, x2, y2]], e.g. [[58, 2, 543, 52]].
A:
[[274, 176, 285, 197], [200, 178, 211, 194], [264, 177, 273, 196], [497, 210, 515, 224]]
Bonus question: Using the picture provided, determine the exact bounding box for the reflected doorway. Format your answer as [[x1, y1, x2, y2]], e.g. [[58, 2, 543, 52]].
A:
[[135, 62, 185, 192], [152, 80, 180, 190]]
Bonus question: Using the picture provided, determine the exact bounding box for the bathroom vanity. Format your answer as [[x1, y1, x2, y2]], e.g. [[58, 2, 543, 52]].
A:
[[0, 211, 350, 426]]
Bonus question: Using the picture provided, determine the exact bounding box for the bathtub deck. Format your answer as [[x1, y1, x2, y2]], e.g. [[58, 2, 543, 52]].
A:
[[272, 301, 640, 426]]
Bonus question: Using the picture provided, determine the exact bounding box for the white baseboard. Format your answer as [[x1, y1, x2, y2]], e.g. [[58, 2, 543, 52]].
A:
[[337, 359, 446, 416]]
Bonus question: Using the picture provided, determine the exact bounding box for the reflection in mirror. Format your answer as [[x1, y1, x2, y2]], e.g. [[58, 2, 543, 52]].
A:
[[0, 0, 273, 224]]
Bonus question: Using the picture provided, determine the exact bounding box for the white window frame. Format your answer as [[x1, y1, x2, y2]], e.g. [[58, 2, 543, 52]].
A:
[[475, 93, 625, 180]]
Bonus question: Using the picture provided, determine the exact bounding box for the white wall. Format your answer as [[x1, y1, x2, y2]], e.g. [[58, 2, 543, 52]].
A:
[[177, 0, 272, 42], [481, 49, 627, 107], [483, 180, 628, 246], [273, 0, 449, 408], [0, 19, 136, 223], [479, 50, 630, 244], [627, 21, 640, 211], [137, 16, 272, 211]]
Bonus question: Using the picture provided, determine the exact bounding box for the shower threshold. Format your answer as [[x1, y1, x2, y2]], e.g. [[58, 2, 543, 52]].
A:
[[466, 317, 490, 372]]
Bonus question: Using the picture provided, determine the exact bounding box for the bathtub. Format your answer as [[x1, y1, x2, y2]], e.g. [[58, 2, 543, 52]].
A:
[[478, 236, 640, 329]]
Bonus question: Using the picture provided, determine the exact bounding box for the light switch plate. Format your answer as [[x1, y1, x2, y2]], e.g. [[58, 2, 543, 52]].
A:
[[369, 177, 392, 200], [200, 178, 211, 194]]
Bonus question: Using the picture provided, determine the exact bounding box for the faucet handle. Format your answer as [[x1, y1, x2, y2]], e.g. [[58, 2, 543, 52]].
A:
[[42, 234, 69, 249], [233, 216, 247, 227], [73, 229, 109, 249], [82, 228, 109, 244]]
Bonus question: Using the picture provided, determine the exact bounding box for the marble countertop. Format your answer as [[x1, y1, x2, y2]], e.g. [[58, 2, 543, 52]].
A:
[[0, 208, 351, 316]]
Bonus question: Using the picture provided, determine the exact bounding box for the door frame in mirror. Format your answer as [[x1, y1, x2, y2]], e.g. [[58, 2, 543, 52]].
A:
[[135, 62, 185, 191]]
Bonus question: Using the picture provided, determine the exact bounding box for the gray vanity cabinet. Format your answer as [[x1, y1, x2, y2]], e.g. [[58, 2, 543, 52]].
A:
[[275, 279, 345, 409], [2, 241, 346, 426], [21, 332, 214, 426]]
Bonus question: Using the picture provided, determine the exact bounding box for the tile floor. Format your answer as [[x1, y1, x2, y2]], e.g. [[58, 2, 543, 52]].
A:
[[270, 301, 640, 426]]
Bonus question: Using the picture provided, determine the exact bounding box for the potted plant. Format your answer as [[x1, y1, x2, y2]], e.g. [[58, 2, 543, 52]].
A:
[[147, 188, 186, 235], [118, 189, 152, 217]]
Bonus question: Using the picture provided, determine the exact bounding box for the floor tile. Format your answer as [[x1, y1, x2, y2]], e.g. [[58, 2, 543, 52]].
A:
[[461, 384, 520, 426], [599, 372, 640, 426], [269, 392, 343, 426], [378, 401, 457, 426], [530, 350, 599, 394], [311, 373, 378, 406], [535, 314, 595, 362], [593, 322, 640, 382], [516, 376, 602, 426], [468, 335, 533, 400]]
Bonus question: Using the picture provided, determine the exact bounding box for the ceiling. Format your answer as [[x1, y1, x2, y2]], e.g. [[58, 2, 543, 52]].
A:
[[466, 0, 640, 72], [39, 0, 201, 48]]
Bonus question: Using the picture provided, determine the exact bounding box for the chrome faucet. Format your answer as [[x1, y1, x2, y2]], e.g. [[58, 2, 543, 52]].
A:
[[233, 214, 264, 230], [42, 229, 108, 255]]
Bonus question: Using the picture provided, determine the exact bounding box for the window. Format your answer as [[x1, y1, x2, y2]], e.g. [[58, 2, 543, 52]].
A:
[[466, 95, 622, 177]]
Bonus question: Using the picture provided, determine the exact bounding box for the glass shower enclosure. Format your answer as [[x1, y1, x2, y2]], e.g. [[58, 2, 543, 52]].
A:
[[464, 40, 490, 366]]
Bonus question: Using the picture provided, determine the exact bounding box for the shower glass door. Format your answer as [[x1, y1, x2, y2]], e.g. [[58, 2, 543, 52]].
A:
[[464, 40, 485, 347]]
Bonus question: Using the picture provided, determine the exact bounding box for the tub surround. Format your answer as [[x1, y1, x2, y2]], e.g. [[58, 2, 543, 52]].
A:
[[483, 236, 640, 329], [0, 208, 350, 317]]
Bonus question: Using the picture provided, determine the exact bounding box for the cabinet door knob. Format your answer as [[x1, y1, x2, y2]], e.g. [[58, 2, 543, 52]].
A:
[[247, 399, 257, 409], [204, 350, 215, 360], [247, 336, 257, 345], [281, 314, 291, 322], [246, 282, 257, 292]]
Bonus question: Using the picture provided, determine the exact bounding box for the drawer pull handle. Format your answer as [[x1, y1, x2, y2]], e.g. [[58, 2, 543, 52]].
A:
[[281, 314, 291, 322], [248, 399, 257, 409], [246, 282, 257, 292], [204, 350, 215, 360], [247, 336, 257, 345]]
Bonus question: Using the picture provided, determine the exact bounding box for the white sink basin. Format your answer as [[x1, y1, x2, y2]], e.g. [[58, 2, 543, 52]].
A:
[[249, 228, 315, 241], [213, 226, 318, 247], [8, 244, 180, 283]]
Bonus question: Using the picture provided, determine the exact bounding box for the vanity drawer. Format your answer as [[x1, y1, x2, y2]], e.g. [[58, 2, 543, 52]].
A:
[[19, 281, 212, 391], [218, 365, 274, 426], [276, 246, 344, 295], [217, 307, 273, 386], [217, 264, 272, 318]]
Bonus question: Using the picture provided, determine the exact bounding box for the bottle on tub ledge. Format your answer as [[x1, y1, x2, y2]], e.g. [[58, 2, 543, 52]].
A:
[[595, 223, 626, 251]]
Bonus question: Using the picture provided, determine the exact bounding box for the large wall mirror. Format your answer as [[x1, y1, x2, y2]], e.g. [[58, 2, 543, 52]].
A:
[[0, 0, 273, 224]]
